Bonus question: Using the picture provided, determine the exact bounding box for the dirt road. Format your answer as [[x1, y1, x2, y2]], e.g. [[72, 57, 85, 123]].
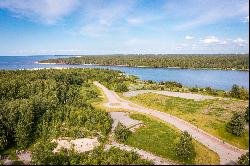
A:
[[94, 81, 247, 165], [105, 141, 174, 165]]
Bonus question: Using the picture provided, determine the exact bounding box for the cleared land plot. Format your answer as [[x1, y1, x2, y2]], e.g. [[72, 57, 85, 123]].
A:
[[125, 114, 220, 165], [128, 93, 249, 149], [123, 90, 222, 101]]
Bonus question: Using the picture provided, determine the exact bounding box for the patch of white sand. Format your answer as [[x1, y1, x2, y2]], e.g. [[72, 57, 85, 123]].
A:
[[52, 137, 99, 153], [17, 151, 31, 164]]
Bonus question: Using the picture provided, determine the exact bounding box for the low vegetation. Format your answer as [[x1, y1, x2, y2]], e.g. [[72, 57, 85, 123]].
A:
[[128, 93, 249, 149], [114, 122, 131, 143], [31, 141, 152, 165], [237, 152, 249, 165], [125, 114, 220, 165], [39, 54, 249, 70], [129, 80, 249, 100]]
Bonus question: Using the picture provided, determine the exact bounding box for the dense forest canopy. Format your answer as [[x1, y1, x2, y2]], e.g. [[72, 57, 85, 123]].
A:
[[0, 68, 151, 164], [40, 54, 249, 70]]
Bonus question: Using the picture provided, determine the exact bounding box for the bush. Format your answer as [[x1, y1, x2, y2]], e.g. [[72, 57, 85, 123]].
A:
[[205, 87, 218, 95], [175, 131, 196, 162], [0, 127, 7, 151], [229, 84, 249, 100], [190, 87, 199, 92], [245, 106, 249, 122], [226, 112, 246, 136], [113, 83, 128, 92], [114, 122, 131, 143], [237, 152, 249, 165]]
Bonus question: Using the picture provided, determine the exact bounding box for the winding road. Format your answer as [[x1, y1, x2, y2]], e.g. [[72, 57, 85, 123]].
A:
[[94, 81, 247, 165]]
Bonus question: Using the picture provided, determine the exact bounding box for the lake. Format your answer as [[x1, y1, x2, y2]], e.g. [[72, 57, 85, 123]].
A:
[[0, 55, 249, 90]]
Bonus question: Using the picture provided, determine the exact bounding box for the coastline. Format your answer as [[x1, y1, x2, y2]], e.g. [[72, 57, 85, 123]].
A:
[[36, 61, 249, 71]]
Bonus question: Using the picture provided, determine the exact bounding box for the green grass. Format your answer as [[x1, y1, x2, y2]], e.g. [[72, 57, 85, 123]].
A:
[[125, 114, 220, 165], [128, 93, 249, 149]]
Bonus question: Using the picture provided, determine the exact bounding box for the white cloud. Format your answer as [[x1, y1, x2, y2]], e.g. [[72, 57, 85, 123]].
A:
[[166, 0, 249, 30], [185, 35, 194, 40], [0, 0, 79, 24], [219, 41, 227, 45], [201, 36, 220, 44], [175, 43, 188, 50], [127, 18, 144, 25], [78, 0, 136, 36], [233, 38, 248, 47], [243, 16, 249, 23]]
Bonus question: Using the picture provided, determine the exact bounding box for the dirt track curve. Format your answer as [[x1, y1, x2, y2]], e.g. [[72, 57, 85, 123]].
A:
[[94, 81, 247, 165]]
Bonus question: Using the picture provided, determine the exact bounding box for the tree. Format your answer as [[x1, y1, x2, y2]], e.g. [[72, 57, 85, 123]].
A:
[[175, 131, 196, 162], [114, 122, 131, 143], [113, 83, 128, 92], [229, 84, 249, 100], [230, 85, 241, 98], [237, 152, 249, 165], [0, 124, 7, 151], [245, 106, 249, 122], [226, 112, 246, 136]]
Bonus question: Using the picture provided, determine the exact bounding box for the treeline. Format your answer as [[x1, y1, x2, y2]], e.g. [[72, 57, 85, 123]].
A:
[[40, 54, 249, 70], [137, 80, 249, 100], [0, 68, 148, 164]]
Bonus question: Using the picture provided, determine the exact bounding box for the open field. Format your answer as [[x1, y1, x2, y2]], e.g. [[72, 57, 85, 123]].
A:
[[127, 93, 249, 149], [125, 114, 220, 165], [94, 81, 247, 164]]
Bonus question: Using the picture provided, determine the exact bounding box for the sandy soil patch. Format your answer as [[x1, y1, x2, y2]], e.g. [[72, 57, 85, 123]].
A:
[[17, 151, 31, 165], [124, 90, 222, 101], [52, 137, 100, 153], [105, 141, 174, 165]]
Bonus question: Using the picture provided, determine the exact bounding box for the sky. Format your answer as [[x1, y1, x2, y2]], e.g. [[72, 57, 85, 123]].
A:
[[0, 0, 249, 55]]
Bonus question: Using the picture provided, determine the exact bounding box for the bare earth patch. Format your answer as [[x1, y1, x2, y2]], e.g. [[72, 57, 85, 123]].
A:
[[105, 141, 174, 165], [123, 90, 225, 101], [52, 137, 100, 153], [17, 151, 31, 165], [110, 112, 143, 132]]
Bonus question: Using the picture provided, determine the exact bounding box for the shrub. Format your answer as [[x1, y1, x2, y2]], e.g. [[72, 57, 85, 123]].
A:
[[113, 83, 128, 92], [226, 112, 246, 136], [175, 131, 196, 162], [237, 152, 249, 165], [229, 84, 249, 100], [190, 87, 198, 92], [114, 122, 131, 143], [245, 106, 249, 122]]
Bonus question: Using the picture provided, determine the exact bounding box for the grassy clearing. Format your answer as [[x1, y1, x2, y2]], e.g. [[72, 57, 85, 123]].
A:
[[125, 114, 220, 165], [128, 93, 249, 149]]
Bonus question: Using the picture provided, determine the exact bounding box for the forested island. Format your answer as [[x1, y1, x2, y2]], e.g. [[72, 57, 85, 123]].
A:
[[39, 54, 249, 70]]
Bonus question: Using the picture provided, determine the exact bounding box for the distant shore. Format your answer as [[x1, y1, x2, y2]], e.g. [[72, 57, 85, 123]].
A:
[[36, 61, 249, 71]]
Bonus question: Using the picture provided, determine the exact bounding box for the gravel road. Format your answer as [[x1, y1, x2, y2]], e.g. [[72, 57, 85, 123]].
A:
[[94, 81, 247, 165]]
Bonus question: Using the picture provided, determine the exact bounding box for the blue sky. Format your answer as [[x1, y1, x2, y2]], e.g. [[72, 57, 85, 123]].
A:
[[0, 0, 249, 55]]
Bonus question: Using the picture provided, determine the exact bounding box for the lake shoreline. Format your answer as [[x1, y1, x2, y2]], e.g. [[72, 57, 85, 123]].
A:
[[36, 61, 249, 71]]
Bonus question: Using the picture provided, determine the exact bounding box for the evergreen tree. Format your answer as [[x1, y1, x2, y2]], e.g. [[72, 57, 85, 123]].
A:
[[175, 131, 196, 162], [245, 106, 249, 122], [226, 112, 246, 136], [114, 122, 131, 143], [237, 152, 249, 165]]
